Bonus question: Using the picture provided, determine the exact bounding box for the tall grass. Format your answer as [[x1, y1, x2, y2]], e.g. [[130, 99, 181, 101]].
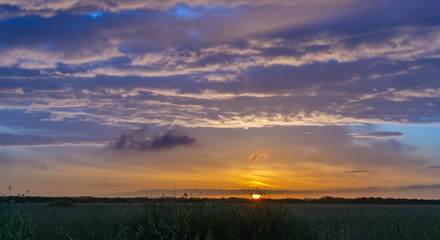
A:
[[1, 199, 440, 240], [119, 201, 314, 240]]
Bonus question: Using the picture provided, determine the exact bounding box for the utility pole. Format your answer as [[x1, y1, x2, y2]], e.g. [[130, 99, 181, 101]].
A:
[[8, 186, 11, 196]]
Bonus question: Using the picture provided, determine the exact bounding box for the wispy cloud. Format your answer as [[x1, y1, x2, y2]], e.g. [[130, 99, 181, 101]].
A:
[[350, 131, 404, 139], [0, 133, 105, 147], [427, 166, 440, 169], [249, 150, 269, 162], [359, 88, 440, 102], [343, 170, 376, 173], [397, 184, 440, 190]]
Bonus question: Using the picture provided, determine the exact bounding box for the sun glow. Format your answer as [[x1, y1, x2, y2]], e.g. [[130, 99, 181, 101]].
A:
[[251, 194, 261, 199]]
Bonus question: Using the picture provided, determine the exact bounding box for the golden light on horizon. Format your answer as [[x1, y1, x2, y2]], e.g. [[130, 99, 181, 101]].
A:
[[251, 194, 261, 199]]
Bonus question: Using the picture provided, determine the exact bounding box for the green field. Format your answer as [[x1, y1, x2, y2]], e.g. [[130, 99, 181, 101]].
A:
[[1, 199, 440, 240]]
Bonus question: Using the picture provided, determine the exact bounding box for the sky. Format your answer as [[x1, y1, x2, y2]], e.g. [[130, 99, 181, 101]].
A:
[[1, 0, 440, 198]]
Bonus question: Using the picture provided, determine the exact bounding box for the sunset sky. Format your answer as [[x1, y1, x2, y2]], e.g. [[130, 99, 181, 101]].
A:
[[1, 0, 440, 198]]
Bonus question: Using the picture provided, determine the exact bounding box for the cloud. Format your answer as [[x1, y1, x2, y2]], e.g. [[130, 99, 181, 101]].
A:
[[397, 184, 440, 190], [343, 170, 375, 173], [1, 0, 440, 131], [109, 128, 195, 152], [350, 131, 404, 139], [0, 133, 104, 147], [0, 45, 123, 69], [101, 182, 126, 187], [0, 0, 356, 18], [249, 150, 269, 162], [368, 139, 418, 154], [150, 129, 196, 150], [427, 166, 440, 169], [359, 88, 440, 102]]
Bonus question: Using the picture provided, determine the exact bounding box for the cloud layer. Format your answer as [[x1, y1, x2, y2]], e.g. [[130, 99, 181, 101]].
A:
[[1, 0, 440, 197], [1, 1, 440, 130]]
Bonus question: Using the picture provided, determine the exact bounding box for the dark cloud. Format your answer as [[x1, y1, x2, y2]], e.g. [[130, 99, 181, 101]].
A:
[[150, 130, 196, 150], [110, 128, 195, 152]]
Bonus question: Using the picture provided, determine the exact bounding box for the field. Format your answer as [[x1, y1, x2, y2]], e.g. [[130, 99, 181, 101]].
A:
[[1, 198, 440, 240]]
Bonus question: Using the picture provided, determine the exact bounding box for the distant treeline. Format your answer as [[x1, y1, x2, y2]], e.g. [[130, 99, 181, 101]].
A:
[[1, 196, 440, 205]]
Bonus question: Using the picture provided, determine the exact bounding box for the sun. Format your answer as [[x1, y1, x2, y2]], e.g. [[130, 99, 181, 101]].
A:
[[251, 194, 261, 200]]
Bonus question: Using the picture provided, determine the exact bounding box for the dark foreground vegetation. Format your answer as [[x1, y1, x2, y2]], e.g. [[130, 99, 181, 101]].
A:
[[1, 196, 440, 240], [3, 196, 440, 205]]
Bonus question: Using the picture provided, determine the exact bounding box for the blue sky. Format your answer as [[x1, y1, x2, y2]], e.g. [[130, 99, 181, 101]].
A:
[[0, 0, 439, 197]]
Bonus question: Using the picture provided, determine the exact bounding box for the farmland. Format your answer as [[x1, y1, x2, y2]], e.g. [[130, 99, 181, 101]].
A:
[[1, 197, 440, 240]]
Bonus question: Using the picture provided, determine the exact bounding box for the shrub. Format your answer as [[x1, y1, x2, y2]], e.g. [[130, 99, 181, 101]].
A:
[[0, 208, 36, 240]]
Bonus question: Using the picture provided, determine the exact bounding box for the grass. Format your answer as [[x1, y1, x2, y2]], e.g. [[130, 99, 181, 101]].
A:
[[1, 198, 440, 240]]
